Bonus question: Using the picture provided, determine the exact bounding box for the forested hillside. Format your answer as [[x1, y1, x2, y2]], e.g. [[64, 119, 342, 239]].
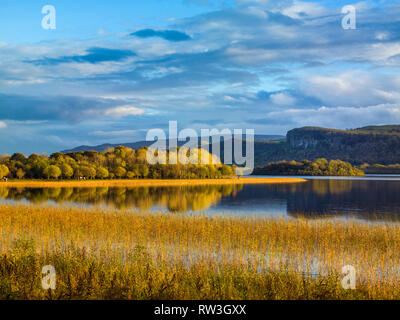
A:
[[253, 125, 400, 166], [282, 125, 400, 165]]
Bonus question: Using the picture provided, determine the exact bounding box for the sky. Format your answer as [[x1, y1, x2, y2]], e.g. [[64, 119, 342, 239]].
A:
[[0, 0, 400, 154]]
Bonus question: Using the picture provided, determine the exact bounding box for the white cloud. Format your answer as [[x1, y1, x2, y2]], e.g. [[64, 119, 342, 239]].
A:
[[104, 105, 145, 118], [265, 104, 400, 128], [375, 32, 389, 41], [281, 1, 328, 19], [1, 0, 400, 154], [235, 0, 271, 8], [270, 92, 296, 106], [0, 121, 7, 129], [245, 6, 269, 18], [90, 130, 137, 136], [223, 95, 236, 101], [304, 72, 400, 107]]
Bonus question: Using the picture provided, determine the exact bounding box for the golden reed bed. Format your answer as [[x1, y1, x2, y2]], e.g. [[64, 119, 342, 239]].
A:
[[0, 203, 399, 299], [0, 177, 306, 188]]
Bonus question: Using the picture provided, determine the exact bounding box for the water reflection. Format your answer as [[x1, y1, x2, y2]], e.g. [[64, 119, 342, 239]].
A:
[[0, 185, 241, 213], [286, 179, 400, 220], [1, 177, 400, 220], [216, 179, 400, 220]]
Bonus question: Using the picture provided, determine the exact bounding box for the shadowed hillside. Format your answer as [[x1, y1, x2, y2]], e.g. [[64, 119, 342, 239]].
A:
[[283, 125, 400, 165]]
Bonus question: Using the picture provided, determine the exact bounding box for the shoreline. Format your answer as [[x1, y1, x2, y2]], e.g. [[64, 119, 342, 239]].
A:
[[0, 177, 307, 188]]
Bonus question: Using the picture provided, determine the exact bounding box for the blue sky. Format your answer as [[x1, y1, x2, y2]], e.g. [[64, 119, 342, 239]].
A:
[[0, 0, 399, 154]]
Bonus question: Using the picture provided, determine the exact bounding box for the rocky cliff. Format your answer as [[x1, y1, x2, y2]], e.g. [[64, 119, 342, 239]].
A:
[[279, 126, 400, 165]]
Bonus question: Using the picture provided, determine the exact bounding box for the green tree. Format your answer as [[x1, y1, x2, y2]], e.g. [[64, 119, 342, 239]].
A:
[[10, 153, 26, 162], [220, 165, 233, 177], [132, 164, 141, 177], [78, 165, 96, 179], [126, 171, 136, 179], [16, 168, 25, 179], [49, 152, 65, 161], [315, 158, 328, 170], [0, 164, 9, 179], [26, 154, 49, 178], [60, 164, 74, 179], [43, 165, 62, 179], [140, 165, 149, 178], [114, 166, 127, 178], [96, 167, 109, 179]]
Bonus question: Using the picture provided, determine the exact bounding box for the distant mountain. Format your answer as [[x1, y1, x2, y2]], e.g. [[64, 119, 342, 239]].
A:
[[237, 125, 400, 166], [62, 141, 151, 153], [61, 125, 400, 166], [274, 125, 400, 165], [61, 135, 285, 153]]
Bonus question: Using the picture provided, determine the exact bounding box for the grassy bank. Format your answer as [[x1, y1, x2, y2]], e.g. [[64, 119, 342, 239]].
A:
[[0, 177, 306, 188], [0, 203, 399, 299]]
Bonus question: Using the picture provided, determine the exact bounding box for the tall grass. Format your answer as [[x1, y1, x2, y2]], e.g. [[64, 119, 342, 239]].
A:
[[0, 203, 399, 299]]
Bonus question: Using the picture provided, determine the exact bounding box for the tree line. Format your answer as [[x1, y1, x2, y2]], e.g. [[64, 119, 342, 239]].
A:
[[0, 146, 235, 180], [359, 163, 400, 174], [253, 159, 365, 176]]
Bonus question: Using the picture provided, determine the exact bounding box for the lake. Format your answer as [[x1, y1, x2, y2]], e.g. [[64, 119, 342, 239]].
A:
[[1, 175, 400, 221]]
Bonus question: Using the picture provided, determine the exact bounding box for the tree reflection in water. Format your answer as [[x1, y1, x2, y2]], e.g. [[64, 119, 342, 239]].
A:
[[2, 179, 400, 221], [0, 184, 243, 213]]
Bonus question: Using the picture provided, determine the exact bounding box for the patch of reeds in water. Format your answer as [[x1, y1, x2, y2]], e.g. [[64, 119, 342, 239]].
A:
[[0, 203, 399, 299]]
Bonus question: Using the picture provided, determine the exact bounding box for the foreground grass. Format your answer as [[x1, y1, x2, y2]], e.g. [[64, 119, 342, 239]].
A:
[[0, 203, 399, 299], [0, 177, 306, 188]]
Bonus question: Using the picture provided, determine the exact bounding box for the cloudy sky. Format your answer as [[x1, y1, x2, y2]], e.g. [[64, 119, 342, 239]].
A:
[[0, 0, 399, 154]]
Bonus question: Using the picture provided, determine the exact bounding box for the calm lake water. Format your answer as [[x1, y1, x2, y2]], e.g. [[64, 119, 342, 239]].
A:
[[1, 175, 400, 220]]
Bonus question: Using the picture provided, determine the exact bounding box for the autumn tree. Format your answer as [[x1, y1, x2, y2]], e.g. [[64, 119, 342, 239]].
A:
[[16, 168, 25, 179], [43, 165, 62, 179], [140, 165, 149, 178], [78, 165, 96, 179], [96, 167, 109, 179], [114, 166, 127, 178], [0, 164, 9, 179], [60, 163, 74, 179], [10, 153, 26, 162], [220, 164, 233, 177]]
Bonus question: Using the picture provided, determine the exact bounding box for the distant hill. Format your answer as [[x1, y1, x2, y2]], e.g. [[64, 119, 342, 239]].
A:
[[239, 125, 400, 166], [62, 141, 150, 153], [61, 125, 400, 166], [61, 135, 285, 153], [282, 125, 400, 165]]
